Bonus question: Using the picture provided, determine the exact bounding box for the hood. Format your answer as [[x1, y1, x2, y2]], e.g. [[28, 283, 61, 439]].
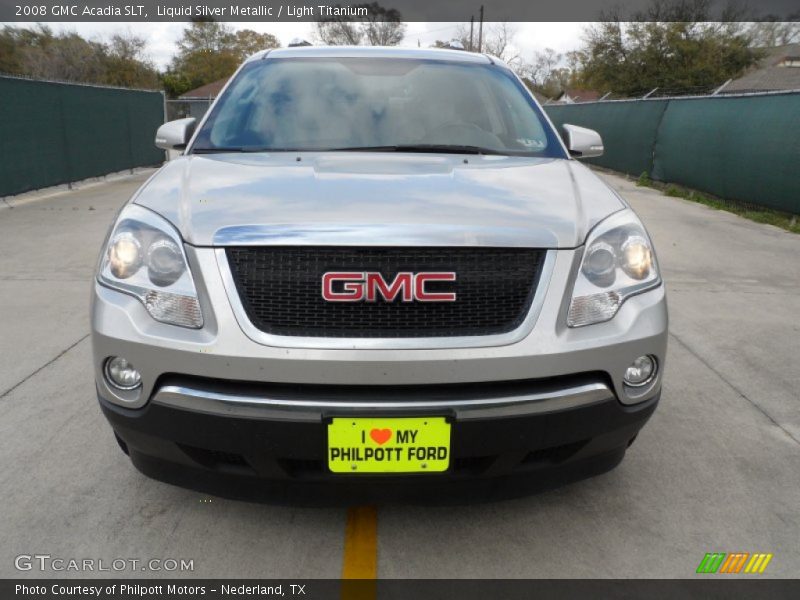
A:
[[134, 153, 624, 248]]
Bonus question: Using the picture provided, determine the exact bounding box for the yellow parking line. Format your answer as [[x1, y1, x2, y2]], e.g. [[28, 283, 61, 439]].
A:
[[342, 505, 378, 578], [341, 506, 378, 600]]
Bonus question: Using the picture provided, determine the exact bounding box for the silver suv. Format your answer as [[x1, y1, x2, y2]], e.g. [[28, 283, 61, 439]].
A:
[[92, 47, 667, 502]]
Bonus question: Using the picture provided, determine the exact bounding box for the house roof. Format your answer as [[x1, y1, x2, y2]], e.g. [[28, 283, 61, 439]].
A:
[[557, 88, 603, 102], [724, 44, 800, 93], [179, 77, 230, 99]]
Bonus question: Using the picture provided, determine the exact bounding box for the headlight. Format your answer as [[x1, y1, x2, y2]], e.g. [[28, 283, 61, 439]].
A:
[[568, 209, 660, 327], [98, 204, 203, 328]]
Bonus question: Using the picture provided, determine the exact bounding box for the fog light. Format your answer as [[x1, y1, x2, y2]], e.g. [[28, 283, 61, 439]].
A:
[[105, 357, 142, 390], [624, 355, 656, 387]]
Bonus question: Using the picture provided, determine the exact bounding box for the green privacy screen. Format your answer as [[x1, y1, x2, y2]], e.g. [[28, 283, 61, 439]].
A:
[[545, 93, 800, 214], [0, 76, 164, 197]]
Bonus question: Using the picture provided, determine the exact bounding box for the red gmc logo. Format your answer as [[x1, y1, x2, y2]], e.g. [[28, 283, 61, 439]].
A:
[[322, 272, 457, 302]]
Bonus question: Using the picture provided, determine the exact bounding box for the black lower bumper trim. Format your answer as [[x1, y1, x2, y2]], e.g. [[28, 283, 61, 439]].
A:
[[128, 447, 627, 506], [99, 389, 659, 505]]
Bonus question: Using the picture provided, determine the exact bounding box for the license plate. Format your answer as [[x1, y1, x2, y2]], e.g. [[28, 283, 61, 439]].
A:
[[327, 417, 451, 474]]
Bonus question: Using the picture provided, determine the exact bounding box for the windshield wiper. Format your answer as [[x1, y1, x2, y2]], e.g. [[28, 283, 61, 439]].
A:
[[193, 144, 513, 155], [192, 147, 241, 154], [192, 146, 294, 154], [328, 144, 507, 155]]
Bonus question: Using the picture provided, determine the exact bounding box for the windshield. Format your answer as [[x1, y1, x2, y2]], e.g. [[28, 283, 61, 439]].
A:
[[191, 57, 565, 157]]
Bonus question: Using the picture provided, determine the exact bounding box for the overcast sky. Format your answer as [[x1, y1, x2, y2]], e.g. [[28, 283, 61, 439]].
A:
[[8, 22, 587, 68]]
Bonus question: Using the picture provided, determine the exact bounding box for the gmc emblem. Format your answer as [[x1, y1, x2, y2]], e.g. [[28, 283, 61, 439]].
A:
[[322, 272, 457, 302]]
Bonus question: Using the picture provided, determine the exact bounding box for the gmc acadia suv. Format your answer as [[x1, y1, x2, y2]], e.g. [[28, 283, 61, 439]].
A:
[[91, 46, 667, 502]]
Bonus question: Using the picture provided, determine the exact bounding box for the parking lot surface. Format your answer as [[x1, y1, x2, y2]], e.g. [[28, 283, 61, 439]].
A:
[[1, 169, 798, 578]]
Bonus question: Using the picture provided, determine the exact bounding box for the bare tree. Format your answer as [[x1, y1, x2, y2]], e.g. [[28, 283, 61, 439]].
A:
[[315, 20, 363, 45], [747, 20, 800, 47], [515, 48, 581, 99], [483, 23, 521, 66], [523, 48, 561, 87], [314, 3, 405, 46], [454, 21, 520, 67], [450, 24, 472, 51], [363, 3, 406, 45]]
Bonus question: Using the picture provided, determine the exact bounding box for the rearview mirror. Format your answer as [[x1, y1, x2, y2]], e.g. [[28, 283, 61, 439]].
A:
[[155, 118, 196, 151], [562, 124, 604, 158]]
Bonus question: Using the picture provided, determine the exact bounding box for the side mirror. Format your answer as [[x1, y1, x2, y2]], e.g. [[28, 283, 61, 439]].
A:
[[155, 118, 196, 151], [562, 124, 604, 158]]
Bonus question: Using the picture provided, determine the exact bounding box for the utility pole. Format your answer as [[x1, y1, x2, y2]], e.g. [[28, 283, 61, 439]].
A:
[[478, 5, 484, 53], [469, 16, 474, 52]]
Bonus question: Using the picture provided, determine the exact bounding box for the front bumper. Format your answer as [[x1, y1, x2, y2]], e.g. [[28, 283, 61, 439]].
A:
[[100, 377, 659, 504]]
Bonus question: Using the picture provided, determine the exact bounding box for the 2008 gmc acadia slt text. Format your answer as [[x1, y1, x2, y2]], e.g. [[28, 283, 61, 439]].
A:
[[91, 46, 667, 502]]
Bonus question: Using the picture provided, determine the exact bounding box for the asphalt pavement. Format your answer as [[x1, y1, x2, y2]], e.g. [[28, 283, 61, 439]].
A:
[[0, 169, 797, 578]]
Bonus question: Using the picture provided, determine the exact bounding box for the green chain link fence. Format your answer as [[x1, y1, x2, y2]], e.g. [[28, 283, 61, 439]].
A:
[[0, 76, 165, 198], [545, 92, 800, 214]]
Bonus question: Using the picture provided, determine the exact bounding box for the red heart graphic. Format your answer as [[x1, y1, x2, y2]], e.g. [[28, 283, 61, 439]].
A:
[[370, 428, 392, 445]]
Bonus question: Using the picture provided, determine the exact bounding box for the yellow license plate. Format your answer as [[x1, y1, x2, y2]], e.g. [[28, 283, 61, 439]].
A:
[[327, 417, 451, 474]]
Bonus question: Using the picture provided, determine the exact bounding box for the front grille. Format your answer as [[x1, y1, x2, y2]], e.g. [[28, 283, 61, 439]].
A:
[[226, 247, 546, 338]]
